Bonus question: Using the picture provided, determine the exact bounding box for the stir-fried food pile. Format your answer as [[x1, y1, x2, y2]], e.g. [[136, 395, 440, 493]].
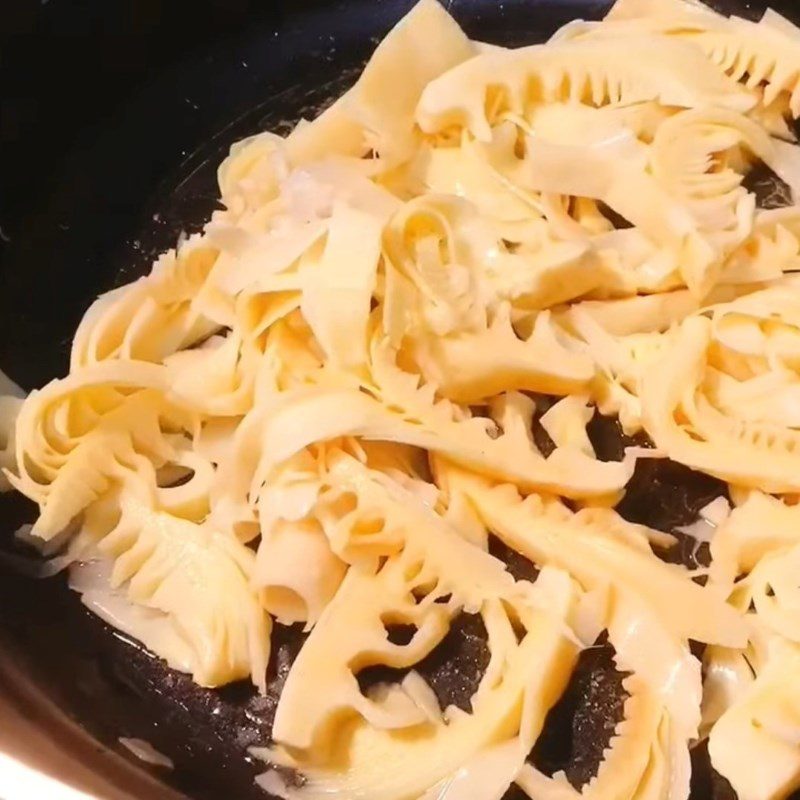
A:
[[3, 0, 800, 797]]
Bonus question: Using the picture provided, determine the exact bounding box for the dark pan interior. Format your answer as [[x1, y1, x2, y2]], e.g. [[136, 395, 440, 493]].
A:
[[1, 0, 798, 798]]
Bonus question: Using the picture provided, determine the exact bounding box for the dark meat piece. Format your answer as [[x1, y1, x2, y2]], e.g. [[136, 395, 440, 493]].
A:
[[690, 639, 707, 661], [501, 785, 531, 800], [532, 395, 637, 465], [597, 201, 634, 230], [489, 535, 540, 584], [742, 160, 794, 210], [414, 613, 491, 712], [530, 633, 630, 789], [357, 612, 490, 714], [529, 394, 558, 458], [587, 410, 726, 570], [616, 456, 726, 570], [660, 530, 713, 572], [586, 411, 649, 463]]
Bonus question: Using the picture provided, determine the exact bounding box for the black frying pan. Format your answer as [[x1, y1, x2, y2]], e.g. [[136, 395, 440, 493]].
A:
[[1, 1, 798, 798]]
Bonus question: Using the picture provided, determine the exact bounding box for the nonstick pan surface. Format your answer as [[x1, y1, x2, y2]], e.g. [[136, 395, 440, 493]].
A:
[[1, 1, 799, 798]]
